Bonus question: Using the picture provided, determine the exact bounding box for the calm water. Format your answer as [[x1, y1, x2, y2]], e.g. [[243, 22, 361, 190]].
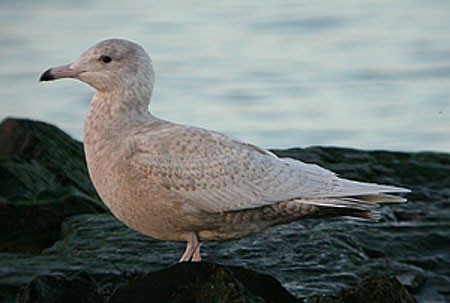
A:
[[1, 1, 449, 152]]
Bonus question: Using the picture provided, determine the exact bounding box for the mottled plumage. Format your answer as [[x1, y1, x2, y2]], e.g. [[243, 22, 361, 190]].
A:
[[40, 39, 410, 262]]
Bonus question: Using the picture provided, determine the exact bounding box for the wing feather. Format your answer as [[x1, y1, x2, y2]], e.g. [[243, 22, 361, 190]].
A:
[[128, 123, 409, 213]]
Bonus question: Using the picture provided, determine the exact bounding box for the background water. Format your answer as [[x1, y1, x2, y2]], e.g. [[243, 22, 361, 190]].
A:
[[0, 1, 449, 152]]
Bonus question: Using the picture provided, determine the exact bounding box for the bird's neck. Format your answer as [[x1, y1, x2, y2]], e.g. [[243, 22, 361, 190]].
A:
[[83, 86, 154, 143]]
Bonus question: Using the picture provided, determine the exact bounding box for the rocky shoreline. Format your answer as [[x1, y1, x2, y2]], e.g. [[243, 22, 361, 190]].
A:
[[1, 117, 448, 302]]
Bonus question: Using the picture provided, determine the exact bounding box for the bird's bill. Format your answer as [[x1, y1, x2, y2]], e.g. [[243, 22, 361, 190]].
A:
[[39, 64, 80, 81]]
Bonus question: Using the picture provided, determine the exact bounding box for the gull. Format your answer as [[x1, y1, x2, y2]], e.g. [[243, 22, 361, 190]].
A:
[[40, 39, 410, 262]]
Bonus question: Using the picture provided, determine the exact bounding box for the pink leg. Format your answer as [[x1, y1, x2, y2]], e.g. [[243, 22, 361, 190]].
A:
[[191, 243, 202, 262], [179, 233, 201, 262]]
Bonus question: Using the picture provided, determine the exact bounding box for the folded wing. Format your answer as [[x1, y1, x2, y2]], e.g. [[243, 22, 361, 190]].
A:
[[129, 123, 409, 213]]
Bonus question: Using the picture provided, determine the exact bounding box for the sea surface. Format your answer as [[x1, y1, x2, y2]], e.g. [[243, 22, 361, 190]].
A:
[[0, 1, 449, 152]]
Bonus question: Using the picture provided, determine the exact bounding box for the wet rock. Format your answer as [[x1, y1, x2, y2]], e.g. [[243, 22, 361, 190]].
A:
[[0, 193, 104, 253], [112, 262, 298, 303], [16, 263, 296, 303], [0, 118, 99, 200], [305, 275, 417, 303], [2, 117, 448, 302], [393, 211, 427, 222], [18, 272, 102, 303], [17, 265, 417, 303], [0, 118, 105, 253]]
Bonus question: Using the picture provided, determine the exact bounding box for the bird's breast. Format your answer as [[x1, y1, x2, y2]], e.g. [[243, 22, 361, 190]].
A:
[[83, 134, 199, 241]]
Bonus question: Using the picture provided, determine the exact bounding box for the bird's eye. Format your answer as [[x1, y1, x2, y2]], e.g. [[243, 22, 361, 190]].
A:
[[100, 55, 112, 63]]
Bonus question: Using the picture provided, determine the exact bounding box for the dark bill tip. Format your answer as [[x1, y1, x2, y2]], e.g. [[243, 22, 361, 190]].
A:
[[39, 68, 55, 82]]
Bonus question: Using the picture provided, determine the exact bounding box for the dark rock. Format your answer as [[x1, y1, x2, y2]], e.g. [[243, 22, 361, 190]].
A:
[[0, 118, 96, 200], [393, 211, 427, 222], [2, 117, 448, 302], [305, 275, 417, 303], [0, 193, 104, 253], [0, 118, 99, 200], [17, 266, 418, 303], [16, 263, 297, 303], [112, 262, 299, 303], [18, 272, 102, 303], [0, 118, 105, 253], [342, 274, 417, 303], [0, 283, 21, 303]]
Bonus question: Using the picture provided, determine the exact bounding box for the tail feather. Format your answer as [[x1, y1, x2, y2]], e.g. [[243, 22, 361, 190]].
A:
[[290, 189, 408, 221], [328, 178, 411, 198], [291, 197, 377, 211], [319, 207, 382, 221], [349, 194, 407, 203]]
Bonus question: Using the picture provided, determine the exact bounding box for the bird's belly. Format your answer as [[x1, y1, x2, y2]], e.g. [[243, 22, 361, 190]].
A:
[[104, 183, 196, 241], [92, 168, 314, 242], [92, 171, 270, 242], [88, 161, 198, 242]]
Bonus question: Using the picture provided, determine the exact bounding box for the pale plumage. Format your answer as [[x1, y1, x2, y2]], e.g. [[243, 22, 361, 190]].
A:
[[40, 39, 410, 262], [130, 124, 407, 214]]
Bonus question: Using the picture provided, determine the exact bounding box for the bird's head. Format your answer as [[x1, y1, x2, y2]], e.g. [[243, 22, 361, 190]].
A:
[[40, 39, 155, 93]]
